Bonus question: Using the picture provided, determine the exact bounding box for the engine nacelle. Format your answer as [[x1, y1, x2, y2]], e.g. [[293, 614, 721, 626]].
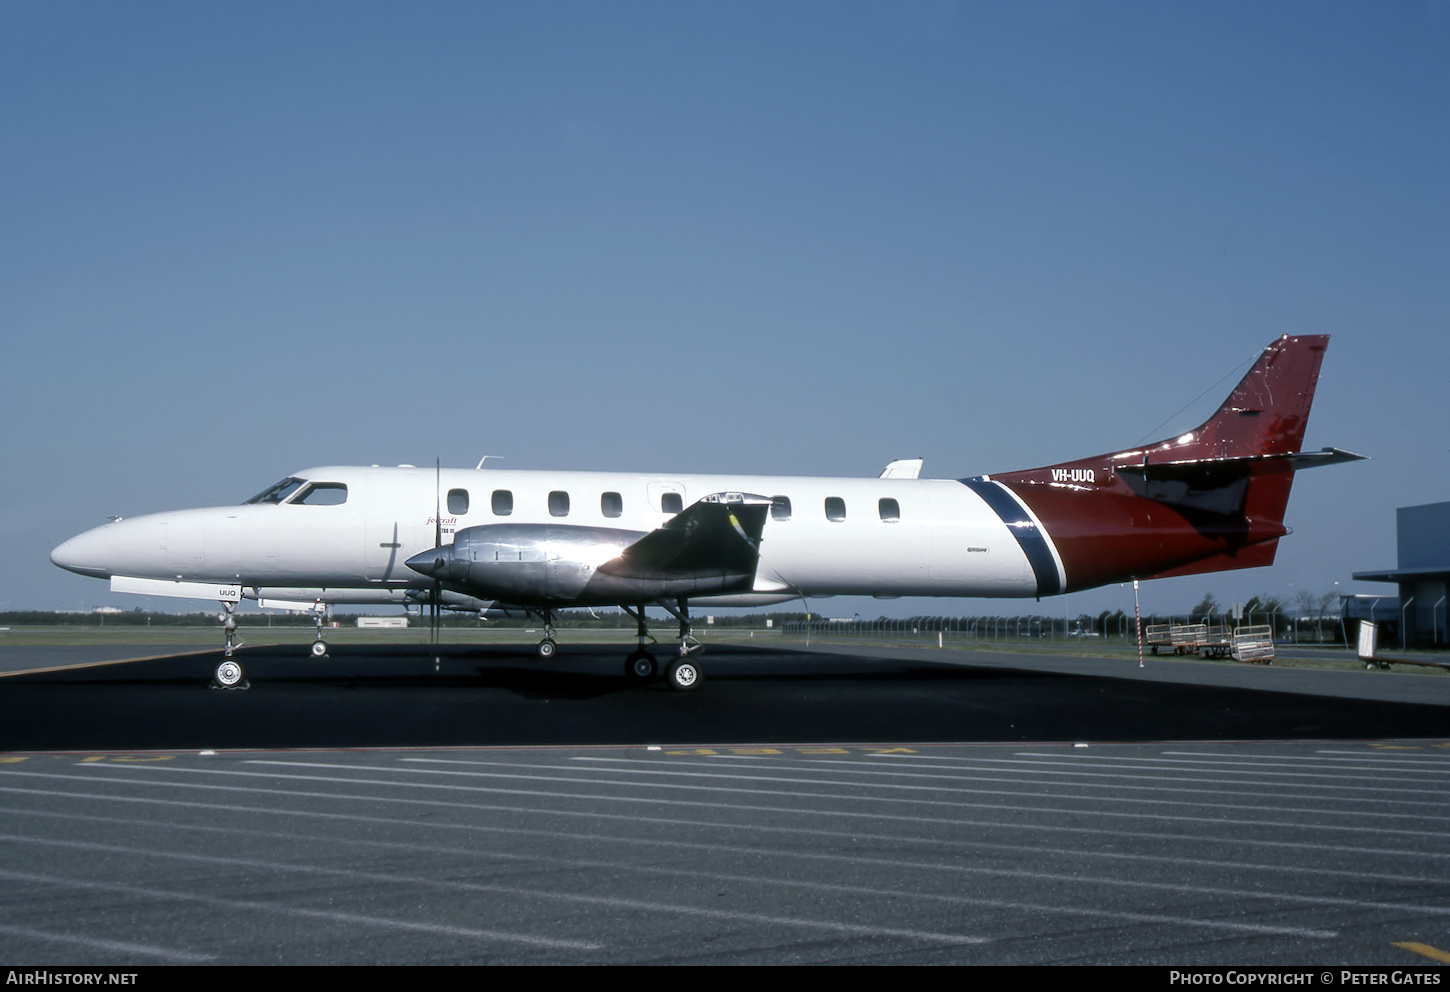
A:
[[423, 524, 645, 604], [406, 499, 769, 607]]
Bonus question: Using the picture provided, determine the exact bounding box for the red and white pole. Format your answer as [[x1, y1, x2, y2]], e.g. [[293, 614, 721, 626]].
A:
[[1133, 579, 1144, 668]]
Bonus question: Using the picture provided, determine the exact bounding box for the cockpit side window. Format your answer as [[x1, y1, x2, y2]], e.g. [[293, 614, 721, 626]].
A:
[[292, 482, 348, 506], [244, 477, 306, 505]]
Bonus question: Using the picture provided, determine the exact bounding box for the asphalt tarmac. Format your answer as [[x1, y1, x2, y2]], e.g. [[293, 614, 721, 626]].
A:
[[1, 642, 1448, 965], [1, 642, 1448, 751]]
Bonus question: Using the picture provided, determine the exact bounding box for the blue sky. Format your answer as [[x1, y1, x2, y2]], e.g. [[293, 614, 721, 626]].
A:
[[3, 1, 1447, 618]]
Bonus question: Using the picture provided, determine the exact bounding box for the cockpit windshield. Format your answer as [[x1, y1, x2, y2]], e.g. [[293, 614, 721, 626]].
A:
[[244, 477, 306, 505]]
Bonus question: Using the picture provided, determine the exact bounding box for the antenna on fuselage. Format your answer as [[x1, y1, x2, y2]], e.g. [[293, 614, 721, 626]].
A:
[[475, 455, 504, 470]]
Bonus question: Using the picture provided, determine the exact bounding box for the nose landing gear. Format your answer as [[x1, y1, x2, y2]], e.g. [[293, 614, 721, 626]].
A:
[[212, 594, 249, 689], [309, 601, 329, 659], [218, 602, 244, 658]]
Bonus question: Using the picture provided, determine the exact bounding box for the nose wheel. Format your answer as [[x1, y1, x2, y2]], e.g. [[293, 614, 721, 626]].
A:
[[212, 658, 248, 690]]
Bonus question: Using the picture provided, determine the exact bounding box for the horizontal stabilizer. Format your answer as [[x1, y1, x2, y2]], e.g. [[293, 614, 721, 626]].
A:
[[1115, 447, 1366, 516], [1117, 447, 1367, 482]]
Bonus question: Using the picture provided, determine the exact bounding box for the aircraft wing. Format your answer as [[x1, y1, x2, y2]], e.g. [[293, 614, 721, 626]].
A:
[[598, 494, 770, 582]]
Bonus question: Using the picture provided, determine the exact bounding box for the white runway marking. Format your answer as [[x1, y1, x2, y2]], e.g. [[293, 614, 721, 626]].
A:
[[1020, 752, 1450, 778], [6, 780, 1444, 887], [11, 766, 1450, 862], [0, 923, 215, 963], [0, 867, 602, 951], [0, 834, 987, 947], [1125, 754, 1450, 777], [861, 754, 1450, 793], [1312, 750, 1450, 764], [571, 755, 1450, 814], [336, 756, 1450, 827], [0, 826, 1333, 940]]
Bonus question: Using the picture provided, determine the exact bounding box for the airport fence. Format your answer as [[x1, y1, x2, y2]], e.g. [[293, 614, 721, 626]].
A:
[[778, 611, 1349, 647]]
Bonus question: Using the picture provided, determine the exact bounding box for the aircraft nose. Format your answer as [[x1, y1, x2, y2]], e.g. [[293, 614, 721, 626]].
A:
[[50, 527, 115, 578], [406, 547, 452, 579]]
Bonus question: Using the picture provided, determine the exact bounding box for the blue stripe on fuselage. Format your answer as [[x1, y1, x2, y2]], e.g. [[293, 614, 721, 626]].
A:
[[960, 478, 1062, 597]]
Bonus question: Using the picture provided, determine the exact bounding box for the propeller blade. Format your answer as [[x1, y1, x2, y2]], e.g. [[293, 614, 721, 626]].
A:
[[433, 458, 441, 649]]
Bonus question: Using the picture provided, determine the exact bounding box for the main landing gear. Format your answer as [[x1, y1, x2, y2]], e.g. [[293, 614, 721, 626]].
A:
[[536, 609, 557, 659], [622, 600, 703, 691], [621, 604, 658, 682]]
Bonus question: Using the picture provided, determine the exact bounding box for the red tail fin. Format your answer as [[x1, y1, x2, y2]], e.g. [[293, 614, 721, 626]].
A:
[[1154, 334, 1328, 460], [977, 335, 1341, 594]]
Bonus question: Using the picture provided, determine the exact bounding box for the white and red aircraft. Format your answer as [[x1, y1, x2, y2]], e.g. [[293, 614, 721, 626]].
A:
[[51, 334, 1361, 690]]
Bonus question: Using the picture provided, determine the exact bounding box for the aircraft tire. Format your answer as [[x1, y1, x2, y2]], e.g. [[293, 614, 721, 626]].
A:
[[537, 638, 557, 660], [310, 641, 328, 658], [213, 659, 246, 689], [625, 651, 657, 682], [666, 659, 701, 691]]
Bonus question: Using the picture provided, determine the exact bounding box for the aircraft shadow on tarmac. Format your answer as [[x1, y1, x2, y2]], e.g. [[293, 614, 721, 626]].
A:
[[1, 643, 1447, 751]]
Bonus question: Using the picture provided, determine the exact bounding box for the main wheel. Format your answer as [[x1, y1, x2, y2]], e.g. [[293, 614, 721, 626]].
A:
[[310, 640, 328, 658], [537, 638, 557, 660], [666, 658, 700, 691], [214, 659, 245, 688], [625, 651, 657, 681]]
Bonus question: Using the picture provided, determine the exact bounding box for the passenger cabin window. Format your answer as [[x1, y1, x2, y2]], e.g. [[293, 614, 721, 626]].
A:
[[771, 496, 792, 521], [447, 489, 469, 515], [245, 477, 305, 504], [879, 498, 900, 523], [824, 497, 846, 522], [491, 490, 513, 516], [601, 492, 623, 518], [549, 491, 570, 517], [661, 492, 683, 515], [294, 483, 348, 506]]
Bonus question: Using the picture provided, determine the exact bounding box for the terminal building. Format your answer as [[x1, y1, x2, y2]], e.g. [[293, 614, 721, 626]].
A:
[[1351, 500, 1450, 648]]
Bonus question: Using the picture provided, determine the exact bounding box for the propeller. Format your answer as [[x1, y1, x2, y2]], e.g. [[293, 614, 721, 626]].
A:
[[433, 458, 442, 653]]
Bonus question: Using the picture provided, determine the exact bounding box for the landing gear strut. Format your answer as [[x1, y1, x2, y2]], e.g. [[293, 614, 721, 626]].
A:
[[218, 602, 243, 658], [536, 608, 557, 659], [658, 598, 703, 691], [621, 604, 658, 682], [659, 597, 702, 658], [617, 601, 703, 689], [310, 603, 329, 658], [212, 598, 249, 690]]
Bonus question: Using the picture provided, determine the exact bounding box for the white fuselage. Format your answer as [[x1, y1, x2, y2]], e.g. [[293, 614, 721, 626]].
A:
[[52, 465, 1059, 604]]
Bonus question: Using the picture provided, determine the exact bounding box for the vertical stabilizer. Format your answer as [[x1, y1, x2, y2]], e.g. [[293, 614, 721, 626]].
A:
[[975, 335, 1342, 593], [1164, 334, 1328, 460]]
